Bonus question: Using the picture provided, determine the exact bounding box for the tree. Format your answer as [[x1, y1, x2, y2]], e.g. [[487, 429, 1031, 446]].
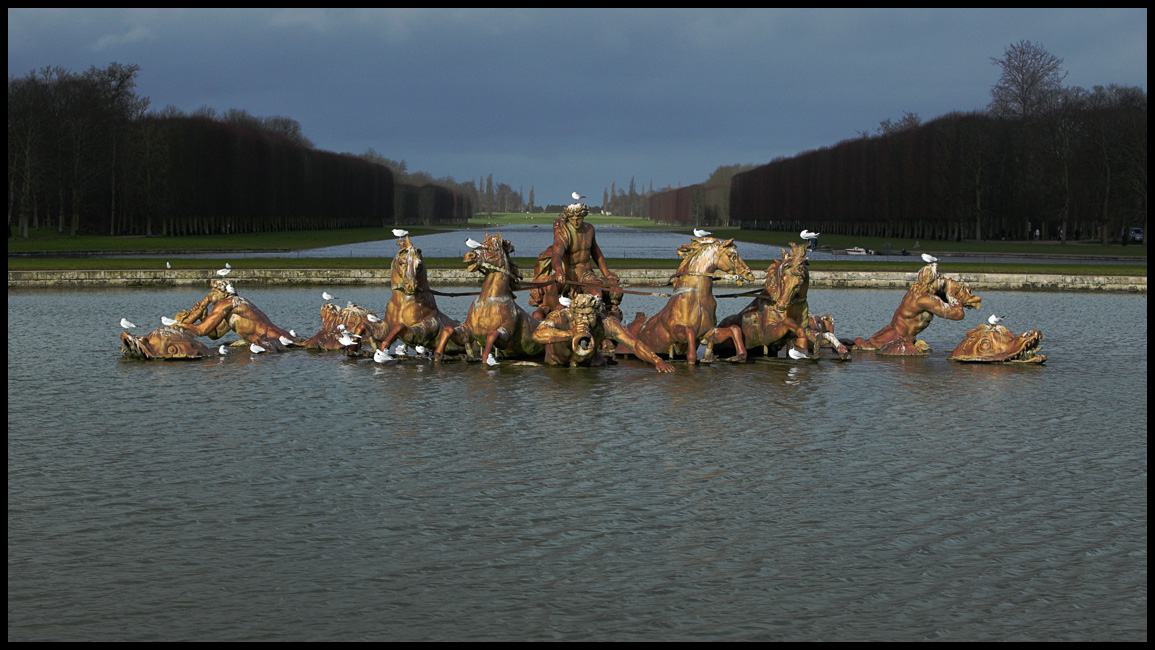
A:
[[989, 40, 1067, 119]]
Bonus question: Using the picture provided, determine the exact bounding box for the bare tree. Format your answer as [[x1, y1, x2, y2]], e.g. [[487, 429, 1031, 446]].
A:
[[989, 40, 1067, 119]]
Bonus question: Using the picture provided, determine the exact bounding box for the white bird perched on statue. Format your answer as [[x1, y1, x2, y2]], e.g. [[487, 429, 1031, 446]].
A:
[[120, 318, 137, 329], [373, 347, 394, 363], [322, 291, 337, 301], [486, 353, 499, 367], [250, 343, 266, 354], [367, 313, 381, 323], [414, 345, 428, 356], [559, 296, 572, 308], [572, 191, 586, 201], [921, 253, 938, 264], [465, 237, 482, 249], [800, 229, 819, 240], [394, 341, 407, 356], [788, 347, 809, 360], [225, 282, 236, 294], [392, 228, 409, 238], [289, 329, 297, 338], [216, 267, 231, 276], [161, 316, 178, 327], [988, 314, 1004, 326], [693, 228, 711, 238], [279, 335, 293, 346], [225, 262, 231, 269], [218, 344, 229, 356], [337, 333, 359, 347], [166, 261, 171, 269]]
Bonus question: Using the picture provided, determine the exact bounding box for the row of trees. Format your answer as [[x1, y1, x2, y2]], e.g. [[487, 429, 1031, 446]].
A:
[[660, 41, 1147, 245], [647, 164, 758, 226], [9, 63, 473, 239]]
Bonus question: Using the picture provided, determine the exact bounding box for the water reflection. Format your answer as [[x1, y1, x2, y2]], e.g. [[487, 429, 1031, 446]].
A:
[[7, 287, 1147, 641]]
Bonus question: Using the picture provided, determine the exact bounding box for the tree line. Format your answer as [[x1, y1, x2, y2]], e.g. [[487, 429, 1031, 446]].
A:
[[8, 63, 473, 239], [656, 42, 1147, 245]]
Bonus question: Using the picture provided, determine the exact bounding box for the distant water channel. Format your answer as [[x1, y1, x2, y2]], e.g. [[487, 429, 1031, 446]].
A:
[[7, 286, 1147, 641], [174, 224, 1139, 265]]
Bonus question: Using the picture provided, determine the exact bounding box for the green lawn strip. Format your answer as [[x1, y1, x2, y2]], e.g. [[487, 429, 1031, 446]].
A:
[[7, 226, 451, 253]]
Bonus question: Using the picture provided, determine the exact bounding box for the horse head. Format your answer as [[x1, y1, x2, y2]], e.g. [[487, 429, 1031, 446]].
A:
[[766, 242, 809, 310], [392, 236, 426, 295], [465, 232, 521, 286], [676, 237, 754, 285]]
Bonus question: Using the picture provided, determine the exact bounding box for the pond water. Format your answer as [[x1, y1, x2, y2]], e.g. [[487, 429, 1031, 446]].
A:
[[7, 286, 1147, 640]]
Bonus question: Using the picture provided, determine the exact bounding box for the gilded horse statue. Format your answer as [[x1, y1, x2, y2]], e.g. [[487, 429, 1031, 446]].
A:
[[620, 236, 755, 364], [376, 235, 462, 355], [435, 232, 543, 363], [714, 242, 850, 360]]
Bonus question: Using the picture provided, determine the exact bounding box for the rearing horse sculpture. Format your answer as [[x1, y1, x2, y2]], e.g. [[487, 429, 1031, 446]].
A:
[[621, 236, 755, 364], [713, 242, 811, 358], [435, 232, 543, 363], [377, 235, 462, 354]]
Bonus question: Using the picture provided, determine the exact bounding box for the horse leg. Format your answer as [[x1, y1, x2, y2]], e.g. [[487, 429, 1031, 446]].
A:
[[708, 325, 747, 363], [434, 325, 463, 361], [682, 325, 699, 365], [482, 328, 510, 363], [379, 323, 405, 352]]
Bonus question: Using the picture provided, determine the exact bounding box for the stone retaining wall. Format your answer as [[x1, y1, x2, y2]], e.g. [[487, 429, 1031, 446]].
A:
[[7, 268, 1146, 293]]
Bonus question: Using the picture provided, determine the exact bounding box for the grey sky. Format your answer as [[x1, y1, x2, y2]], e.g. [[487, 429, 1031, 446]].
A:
[[8, 8, 1147, 207]]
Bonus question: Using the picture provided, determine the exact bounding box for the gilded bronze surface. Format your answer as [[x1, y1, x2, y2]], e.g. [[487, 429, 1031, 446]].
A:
[[852, 264, 981, 355], [949, 324, 1046, 363], [619, 237, 755, 364], [529, 203, 623, 320], [120, 326, 214, 360], [435, 232, 544, 362], [377, 236, 462, 355], [532, 293, 674, 372], [174, 280, 299, 352], [302, 301, 386, 355]]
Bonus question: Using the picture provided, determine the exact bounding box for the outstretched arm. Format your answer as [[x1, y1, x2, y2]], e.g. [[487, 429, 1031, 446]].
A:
[[605, 318, 674, 373], [917, 295, 966, 321], [177, 302, 233, 338]]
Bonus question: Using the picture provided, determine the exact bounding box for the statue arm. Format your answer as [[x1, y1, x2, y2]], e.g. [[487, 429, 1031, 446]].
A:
[[532, 314, 573, 345], [918, 294, 966, 320], [178, 302, 232, 337], [605, 318, 674, 372]]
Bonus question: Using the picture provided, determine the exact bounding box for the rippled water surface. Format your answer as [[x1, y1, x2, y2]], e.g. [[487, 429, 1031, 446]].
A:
[[8, 286, 1147, 640]]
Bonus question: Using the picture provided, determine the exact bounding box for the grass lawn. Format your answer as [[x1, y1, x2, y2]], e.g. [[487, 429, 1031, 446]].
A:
[[9, 216, 1146, 277]]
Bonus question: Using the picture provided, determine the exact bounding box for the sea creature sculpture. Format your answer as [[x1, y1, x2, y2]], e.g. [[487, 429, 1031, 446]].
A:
[[120, 325, 214, 360], [949, 324, 1045, 363], [302, 301, 387, 355], [620, 235, 755, 364], [435, 232, 543, 363]]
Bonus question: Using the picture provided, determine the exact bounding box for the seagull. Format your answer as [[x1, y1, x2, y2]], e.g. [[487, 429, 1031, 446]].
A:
[[559, 296, 572, 308], [367, 314, 381, 323], [394, 342, 407, 356], [572, 191, 586, 201], [921, 253, 938, 264], [216, 267, 231, 276], [289, 329, 297, 338], [373, 347, 394, 363], [250, 343, 266, 354], [225, 262, 231, 269], [693, 228, 711, 238], [414, 345, 428, 356], [323, 291, 337, 301], [337, 333, 359, 347], [988, 314, 1004, 326], [800, 229, 819, 240], [279, 335, 293, 346], [165, 261, 171, 269], [161, 316, 178, 326], [465, 237, 482, 249], [486, 353, 499, 366], [392, 228, 409, 237], [225, 282, 236, 294], [218, 344, 229, 356], [788, 347, 809, 360], [120, 318, 137, 329]]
